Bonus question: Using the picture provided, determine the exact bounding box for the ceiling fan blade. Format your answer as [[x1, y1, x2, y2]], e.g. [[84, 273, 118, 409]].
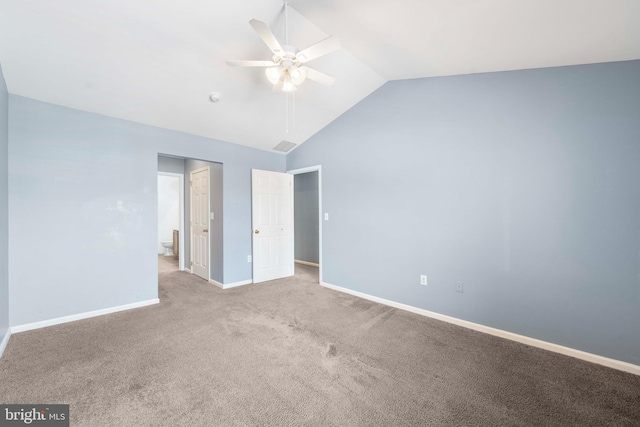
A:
[[296, 36, 340, 63], [249, 19, 285, 56], [301, 67, 335, 86], [226, 60, 279, 67]]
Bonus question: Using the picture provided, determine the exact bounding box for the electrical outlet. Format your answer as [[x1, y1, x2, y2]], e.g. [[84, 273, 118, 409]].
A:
[[324, 213, 329, 221], [247, 255, 252, 263], [420, 275, 428, 286], [456, 281, 464, 293]]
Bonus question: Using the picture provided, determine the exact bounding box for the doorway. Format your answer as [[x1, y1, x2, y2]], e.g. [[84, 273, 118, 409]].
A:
[[157, 172, 185, 272], [288, 166, 323, 284], [157, 155, 223, 284]]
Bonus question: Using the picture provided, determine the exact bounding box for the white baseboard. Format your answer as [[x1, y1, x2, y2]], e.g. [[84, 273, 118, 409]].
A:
[[209, 279, 224, 289], [224, 279, 252, 289], [10, 299, 160, 334], [183, 268, 191, 273], [320, 282, 640, 376], [295, 260, 319, 268], [0, 329, 11, 359], [209, 279, 253, 290]]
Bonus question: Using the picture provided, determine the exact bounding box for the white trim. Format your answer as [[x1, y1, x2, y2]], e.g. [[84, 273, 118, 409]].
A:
[[287, 166, 321, 175], [184, 268, 191, 273], [223, 279, 253, 289], [287, 165, 323, 283], [209, 279, 224, 289], [320, 281, 640, 376], [10, 299, 160, 334], [209, 279, 253, 290], [0, 329, 11, 359], [295, 259, 319, 267], [157, 171, 185, 271]]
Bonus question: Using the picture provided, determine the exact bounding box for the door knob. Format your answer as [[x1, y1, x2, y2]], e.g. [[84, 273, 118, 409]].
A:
[[203, 229, 208, 233], [254, 230, 260, 234]]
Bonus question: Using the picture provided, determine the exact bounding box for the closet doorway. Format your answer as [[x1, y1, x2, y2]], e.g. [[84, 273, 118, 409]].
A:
[[288, 166, 323, 284]]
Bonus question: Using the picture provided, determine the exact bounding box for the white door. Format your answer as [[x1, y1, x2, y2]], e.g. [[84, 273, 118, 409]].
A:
[[190, 167, 209, 280], [252, 169, 294, 283]]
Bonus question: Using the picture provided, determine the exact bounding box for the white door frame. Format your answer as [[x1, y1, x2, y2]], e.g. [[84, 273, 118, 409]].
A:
[[286, 165, 323, 284], [157, 171, 185, 271], [190, 166, 210, 280]]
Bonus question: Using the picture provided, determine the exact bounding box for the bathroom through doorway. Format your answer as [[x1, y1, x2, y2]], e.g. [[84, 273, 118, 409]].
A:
[[158, 172, 184, 273]]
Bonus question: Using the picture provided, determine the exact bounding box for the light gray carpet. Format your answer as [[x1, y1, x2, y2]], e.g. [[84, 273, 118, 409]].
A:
[[158, 253, 179, 273], [1, 263, 639, 426]]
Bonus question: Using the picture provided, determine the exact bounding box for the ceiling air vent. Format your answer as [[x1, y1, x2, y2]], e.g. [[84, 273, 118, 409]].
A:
[[273, 141, 297, 152]]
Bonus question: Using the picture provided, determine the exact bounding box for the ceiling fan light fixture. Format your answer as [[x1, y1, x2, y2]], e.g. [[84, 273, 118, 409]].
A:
[[281, 73, 296, 92], [265, 67, 282, 85], [227, 3, 340, 94], [290, 67, 306, 85]]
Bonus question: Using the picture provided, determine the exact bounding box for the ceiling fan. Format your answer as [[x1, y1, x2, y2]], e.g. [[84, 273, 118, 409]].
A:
[[226, 2, 340, 92]]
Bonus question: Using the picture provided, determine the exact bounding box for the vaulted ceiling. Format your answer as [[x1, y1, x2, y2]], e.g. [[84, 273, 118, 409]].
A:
[[1, 0, 639, 153]]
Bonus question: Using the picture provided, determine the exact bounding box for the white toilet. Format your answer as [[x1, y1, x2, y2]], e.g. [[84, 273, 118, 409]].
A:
[[161, 241, 174, 256]]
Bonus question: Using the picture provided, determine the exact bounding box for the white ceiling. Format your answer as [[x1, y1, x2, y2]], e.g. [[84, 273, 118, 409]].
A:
[[1, 0, 639, 153]]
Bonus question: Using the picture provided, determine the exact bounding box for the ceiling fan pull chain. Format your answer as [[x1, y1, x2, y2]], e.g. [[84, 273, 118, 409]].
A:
[[293, 91, 296, 128], [285, 92, 289, 134]]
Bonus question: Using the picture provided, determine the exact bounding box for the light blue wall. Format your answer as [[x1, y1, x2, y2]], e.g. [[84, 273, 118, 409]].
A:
[[294, 172, 319, 264], [183, 159, 224, 283], [287, 60, 640, 365], [0, 65, 9, 345], [210, 162, 224, 283], [8, 95, 284, 326], [158, 155, 185, 175]]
